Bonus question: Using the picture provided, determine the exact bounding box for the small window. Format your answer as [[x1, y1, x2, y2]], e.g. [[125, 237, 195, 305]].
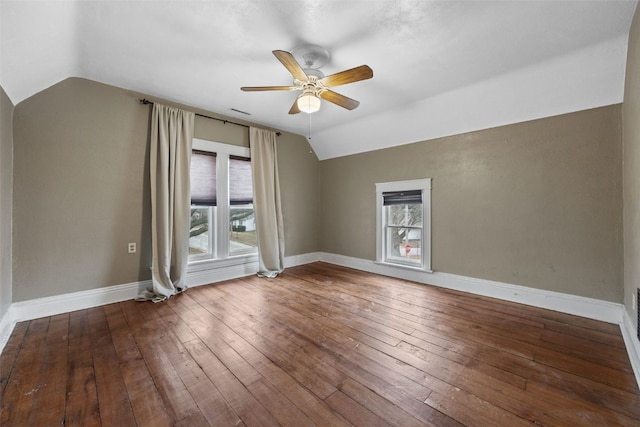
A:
[[376, 179, 431, 271], [189, 140, 257, 262]]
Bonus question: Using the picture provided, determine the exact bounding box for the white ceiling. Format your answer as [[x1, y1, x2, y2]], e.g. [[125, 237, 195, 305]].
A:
[[1, 0, 637, 159]]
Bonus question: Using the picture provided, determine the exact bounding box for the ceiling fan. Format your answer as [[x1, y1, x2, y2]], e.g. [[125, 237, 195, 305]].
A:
[[241, 46, 373, 114]]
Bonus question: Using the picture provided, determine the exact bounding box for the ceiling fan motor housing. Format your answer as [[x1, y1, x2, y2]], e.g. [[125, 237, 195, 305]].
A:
[[291, 44, 330, 70]]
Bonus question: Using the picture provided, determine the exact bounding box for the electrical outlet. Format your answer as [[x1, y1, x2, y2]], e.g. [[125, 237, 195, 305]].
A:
[[128, 242, 136, 253]]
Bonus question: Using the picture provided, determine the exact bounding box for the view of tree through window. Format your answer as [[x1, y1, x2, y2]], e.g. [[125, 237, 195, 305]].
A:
[[377, 179, 431, 271], [385, 202, 423, 266], [189, 207, 212, 256]]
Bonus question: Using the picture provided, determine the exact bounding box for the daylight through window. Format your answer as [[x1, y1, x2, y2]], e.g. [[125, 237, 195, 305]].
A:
[[189, 140, 257, 262], [376, 179, 431, 271]]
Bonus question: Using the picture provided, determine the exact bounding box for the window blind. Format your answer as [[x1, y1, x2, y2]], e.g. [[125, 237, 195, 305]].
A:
[[190, 151, 217, 206], [382, 190, 422, 206], [229, 156, 253, 205]]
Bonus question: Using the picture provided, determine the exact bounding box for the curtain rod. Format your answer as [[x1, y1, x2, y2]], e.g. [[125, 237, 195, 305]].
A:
[[139, 98, 281, 136]]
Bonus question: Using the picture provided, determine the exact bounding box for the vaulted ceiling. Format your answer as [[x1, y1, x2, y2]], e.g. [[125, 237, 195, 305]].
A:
[[1, 1, 637, 159]]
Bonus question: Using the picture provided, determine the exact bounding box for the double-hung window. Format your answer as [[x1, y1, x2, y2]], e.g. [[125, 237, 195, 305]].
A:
[[189, 139, 257, 262], [376, 178, 432, 271]]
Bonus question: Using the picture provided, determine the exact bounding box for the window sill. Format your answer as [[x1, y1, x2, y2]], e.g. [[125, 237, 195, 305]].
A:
[[374, 260, 433, 274]]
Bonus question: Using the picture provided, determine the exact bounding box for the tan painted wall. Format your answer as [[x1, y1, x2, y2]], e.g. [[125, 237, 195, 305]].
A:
[[12, 77, 318, 301], [320, 105, 623, 302], [623, 4, 640, 322], [0, 86, 14, 317]]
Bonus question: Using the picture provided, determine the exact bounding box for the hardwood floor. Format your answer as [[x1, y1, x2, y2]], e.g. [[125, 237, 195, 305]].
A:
[[1, 262, 639, 426]]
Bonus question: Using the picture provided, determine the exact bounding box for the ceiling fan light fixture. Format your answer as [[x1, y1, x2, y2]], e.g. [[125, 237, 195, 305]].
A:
[[296, 92, 321, 114]]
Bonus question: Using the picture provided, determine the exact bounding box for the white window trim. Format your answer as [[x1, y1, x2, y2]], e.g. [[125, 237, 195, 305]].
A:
[[192, 138, 250, 158], [375, 178, 432, 273], [189, 138, 256, 268]]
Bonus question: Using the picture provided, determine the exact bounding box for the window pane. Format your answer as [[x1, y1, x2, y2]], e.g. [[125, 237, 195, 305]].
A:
[[229, 156, 253, 205], [189, 206, 214, 258], [376, 179, 430, 271], [229, 204, 257, 255], [385, 203, 423, 227], [191, 151, 217, 206], [385, 226, 422, 266]]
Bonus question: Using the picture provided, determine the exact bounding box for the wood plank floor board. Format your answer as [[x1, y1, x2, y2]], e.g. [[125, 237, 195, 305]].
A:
[[310, 272, 547, 342], [246, 378, 317, 427], [524, 379, 639, 426], [1, 262, 638, 426], [180, 338, 279, 427], [217, 281, 465, 426], [204, 278, 463, 426], [119, 300, 204, 424], [88, 307, 137, 427], [270, 274, 531, 390], [286, 266, 545, 362], [333, 378, 426, 427], [144, 302, 246, 426], [135, 300, 237, 420], [396, 339, 529, 389], [330, 263, 626, 344], [64, 309, 101, 427], [142, 297, 262, 426], [26, 313, 69, 426], [194, 283, 346, 399], [269, 274, 417, 343], [0, 317, 50, 426], [234, 270, 640, 424], [532, 344, 638, 393], [213, 278, 436, 400], [424, 386, 534, 427], [539, 328, 633, 371], [170, 294, 265, 389], [303, 263, 623, 345], [465, 344, 640, 420], [103, 303, 173, 427], [397, 333, 640, 426], [175, 290, 352, 427], [258, 278, 524, 398], [324, 388, 392, 427], [173, 411, 214, 427], [0, 321, 28, 397], [192, 288, 358, 426]]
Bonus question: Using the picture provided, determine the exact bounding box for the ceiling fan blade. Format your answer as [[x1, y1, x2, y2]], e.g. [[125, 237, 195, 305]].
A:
[[288, 98, 301, 115], [320, 65, 373, 88], [273, 50, 308, 82], [320, 90, 360, 110], [241, 86, 297, 91]]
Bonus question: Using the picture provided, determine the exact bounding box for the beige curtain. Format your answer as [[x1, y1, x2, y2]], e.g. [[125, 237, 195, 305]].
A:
[[137, 103, 194, 302], [250, 127, 285, 277]]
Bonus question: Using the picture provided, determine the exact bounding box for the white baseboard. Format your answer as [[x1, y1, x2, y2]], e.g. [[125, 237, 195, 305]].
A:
[[187, 260, 259, 287], [0, 309, 13, 354], [318, 252, 623, 324], [621, 309, 640, 388], [1, 251, 638, 391], [284, 252, 321, 268], [10, 280, 152, 323], [0, 279, 151, 353]]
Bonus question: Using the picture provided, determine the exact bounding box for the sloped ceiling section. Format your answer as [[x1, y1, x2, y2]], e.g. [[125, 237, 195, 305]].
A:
[[1, 1, 637, 159]]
